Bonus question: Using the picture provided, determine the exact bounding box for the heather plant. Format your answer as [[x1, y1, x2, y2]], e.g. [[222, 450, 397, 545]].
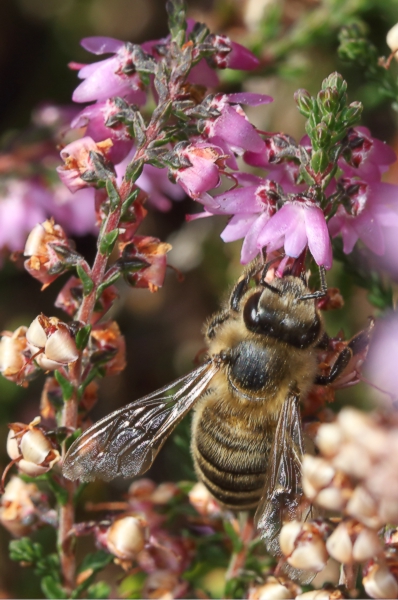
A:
[[1, 1, 398, 598]]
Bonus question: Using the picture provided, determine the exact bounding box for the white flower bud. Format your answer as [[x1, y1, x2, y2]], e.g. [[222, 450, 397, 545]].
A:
[[316, 422, 344, 458], [20, 429, 56, 466], [378, 496, 398, 524], [326, 521, 353, 563], [150, 482, 179, 504], [26, 317, 47, 349], [188, 482, 221, 516], [279, 521, 328, 572], [248, 579, 294, 599], [6, 430, 20, 461], [44, 325, 78, 364], [332, 442, 372, 479], [302, 455, 335, 499], [363, 563, 398, 599], [296, 591, 331, 600], [128, 479, 156, 499], [24, 223, 47, 256], [0, 327, 28, 377], [352, 527, 382, 562], [106, 515, 146, 560], [6, 419, 60, 477], [315, 487, 347, 511], [346, 486, 382, 529], [387, 23, 398, 53], [337, 408, 385, 459]]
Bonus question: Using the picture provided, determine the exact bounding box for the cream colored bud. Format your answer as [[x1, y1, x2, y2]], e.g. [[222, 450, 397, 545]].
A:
[[326, 521, 353, 564], [315, 487, 347, 511], [296, 591, 331, 600], [352, 527, 382, 562], [302, 455, 335, 499], [0, 327, 28, 376], [332, 442, 372, 479], [106, 515, 146, 560], [20, 428, 57, 466], [26, 317, 47, 349], [143, 570, 179, 599], [387, 23, 398, 53], [280, 521, 328, 572], [44, 325, 78, 364], [248, 579, 294, 599], [188, 481, 220, 516], [6, 430, 20, 461], [24, 223, 47, 256], [363, 563, 398, 599], [128, 478, 156, 499], [346, 486, 382, 529], [316, 423, 344, 458], [337, 408, 385, 459], [150, 482, 179, 504], [378, 496, 398, 524]]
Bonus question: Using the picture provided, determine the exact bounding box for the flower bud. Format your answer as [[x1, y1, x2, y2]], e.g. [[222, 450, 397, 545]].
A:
[[143, 570, 187, 600], [26, 315, 78, 370], [90, 321, 126, 376], [387, 23, 398, 54], [150, 482, 179, 504], [363, 563, 398, 599], [279, 521, 328, 572], [24, 220, 70, 289], [302, 455, 351, 511], [7, 418, 60, 477], [0, 476, 42, 536], [248, 577, 295, 599], [316, 423, 344, 457], [0, 326, 36, 383], [57, 136, 113, 193], [326, 520, 382, 564], [118, 236, 171, 292], [331, 441, 372, 480], [296, 591, 331, 600], [188, 482, 221, 517], [346, 486, 382, 529], [106, 515, 146, 560]]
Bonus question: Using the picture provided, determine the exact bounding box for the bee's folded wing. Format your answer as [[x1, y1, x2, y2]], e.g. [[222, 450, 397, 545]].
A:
[[63, 361, 219, 482]]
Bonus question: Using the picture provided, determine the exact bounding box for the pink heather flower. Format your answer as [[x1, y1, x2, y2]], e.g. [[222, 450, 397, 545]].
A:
[[71, 37, 146, 105], [203, 93, 272, 157], [171, 143, 226, 203], [71, 99, 133, 164], [203, 177, 279, 263], [340, 126, 396, 181], [257, 199, 333, 268], [49, 185, 97, 236], [207, 34, 260, 70], [328, 181, 398, 255], [366, 313, 398, 398], [56, 136, 113, 193], [0, 180, 49, 253]]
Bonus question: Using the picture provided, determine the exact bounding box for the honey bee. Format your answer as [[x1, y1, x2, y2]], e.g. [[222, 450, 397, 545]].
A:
[[63, 260, 367, 571]]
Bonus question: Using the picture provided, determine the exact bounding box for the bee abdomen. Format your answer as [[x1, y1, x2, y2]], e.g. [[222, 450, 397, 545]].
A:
[[192, 404, 271, 511]]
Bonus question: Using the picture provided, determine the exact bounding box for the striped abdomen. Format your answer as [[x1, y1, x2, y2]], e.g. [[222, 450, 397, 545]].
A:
[[191, 395, 275, 510]]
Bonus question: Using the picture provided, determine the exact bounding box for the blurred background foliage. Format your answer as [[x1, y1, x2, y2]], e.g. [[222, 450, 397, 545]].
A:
[[1, 0, 398, 596]]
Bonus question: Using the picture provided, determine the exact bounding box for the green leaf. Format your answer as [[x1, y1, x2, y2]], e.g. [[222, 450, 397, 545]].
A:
[[96, 269, 121, 299], [223, 521, 243, 553], [106, 179, 120, 212], [65, 428, 82, 452], [87, 582, 111, 599], [121, 188, 140, 219], [46, 475, 69, 506], [78, 551, 114, 574], [99, 229, 119, 257], [9, 538, 43, 564], [54, 370, 74, 401], [125, 159, 144, 182], [118, 572, 146, 598], [41, 575, 67, 600], [76, 264, 94, 296], [75, 325, 92, 351]]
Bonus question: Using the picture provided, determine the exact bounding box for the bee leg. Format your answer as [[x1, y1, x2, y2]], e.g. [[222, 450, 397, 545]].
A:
[[229, 260, 263, 311], [298, 266, 327, 301], [315, 346, 352, 385]]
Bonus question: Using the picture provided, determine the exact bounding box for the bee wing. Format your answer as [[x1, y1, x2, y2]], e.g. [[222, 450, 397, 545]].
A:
[[63, 360, 219, 482], [255, 392, 314, 583]]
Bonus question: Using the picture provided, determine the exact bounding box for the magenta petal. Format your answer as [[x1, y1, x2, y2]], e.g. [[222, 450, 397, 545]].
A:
[[354, 213, 385, 255], [213, 107, 264, 153], [77, 58, 112, 79], [284, 217, 307, 258], [226, 92, 273, 106], [188, 60, 219, 87], [304, 206, 332, 269], [221, 214, 257, 243], [257, 204, 298, 247], [72, 59, 128, 103], [371, 138, 396, 167], [81, 37, 124, 55], [240, 212, 271, 263], [228, 42, 259, 70], [341, 223, 359, 254], [213, 186, 260, 214]]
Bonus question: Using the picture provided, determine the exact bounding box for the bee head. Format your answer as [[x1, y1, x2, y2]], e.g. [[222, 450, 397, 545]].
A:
[[242, 276, 322, 349]]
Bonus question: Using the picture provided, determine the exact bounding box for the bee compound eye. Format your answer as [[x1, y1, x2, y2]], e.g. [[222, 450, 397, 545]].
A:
[[243, 292, 262, 330]]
